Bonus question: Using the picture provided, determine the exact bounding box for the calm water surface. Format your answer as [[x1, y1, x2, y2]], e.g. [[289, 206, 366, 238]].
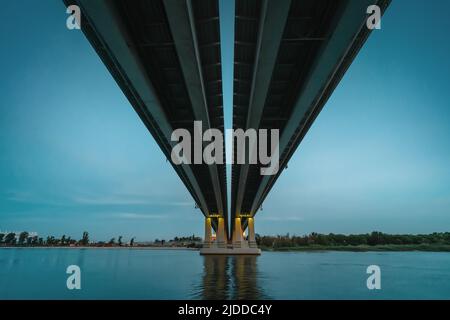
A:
[[0, 248, 449, 299]]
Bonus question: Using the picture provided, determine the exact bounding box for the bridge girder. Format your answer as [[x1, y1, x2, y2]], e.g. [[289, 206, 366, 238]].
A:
[[66, 0, 228, 231], [231, 0, 391, 236]]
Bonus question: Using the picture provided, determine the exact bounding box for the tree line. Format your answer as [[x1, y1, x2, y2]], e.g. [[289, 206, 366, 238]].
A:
[[0, 230, 201, 247], [0, 231, 136, 247], [256, 231, 450, 248]]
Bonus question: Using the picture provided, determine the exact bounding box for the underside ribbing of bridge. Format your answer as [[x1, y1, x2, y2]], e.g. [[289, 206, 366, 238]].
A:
[[65, 0, 391, 253], [231, 0, 391, 240], [65, 0, 228, 234]]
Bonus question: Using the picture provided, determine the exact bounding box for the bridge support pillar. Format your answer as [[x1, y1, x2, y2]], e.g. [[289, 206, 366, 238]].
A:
[[200, 216, 260, 255], [216, 217, 226, 248], [233, 217, 244, 248], [248, 217, 257, 248], [203, 217, 212, 248]]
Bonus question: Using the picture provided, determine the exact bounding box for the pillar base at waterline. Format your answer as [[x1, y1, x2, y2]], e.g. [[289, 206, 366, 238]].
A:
[[199, 247, 261, 255]]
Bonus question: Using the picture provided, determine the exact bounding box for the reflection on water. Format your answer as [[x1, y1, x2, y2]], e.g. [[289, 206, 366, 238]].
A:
[[192, 255, 269, 299], [2, 249, 450, 299]]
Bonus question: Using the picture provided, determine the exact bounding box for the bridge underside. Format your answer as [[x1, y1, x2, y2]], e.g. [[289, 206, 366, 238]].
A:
[[67, 0, 390, 254], [66, 0, 229, 236], [230, 0, 390, 243]]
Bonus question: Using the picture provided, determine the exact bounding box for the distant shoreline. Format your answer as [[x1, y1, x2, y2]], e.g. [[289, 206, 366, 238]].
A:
[[0, 246, 198, 251], [2, 244, 450, 252], [261, 244, 450, 252]]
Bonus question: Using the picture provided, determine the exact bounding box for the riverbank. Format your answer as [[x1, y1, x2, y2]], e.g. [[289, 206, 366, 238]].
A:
[[3, 244, 450, 252], [0, 246, 198, 251], [261, 244, 450, 252]]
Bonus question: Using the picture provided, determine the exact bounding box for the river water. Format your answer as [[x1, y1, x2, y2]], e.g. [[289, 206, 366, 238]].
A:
[[0, 248, 449, 299]]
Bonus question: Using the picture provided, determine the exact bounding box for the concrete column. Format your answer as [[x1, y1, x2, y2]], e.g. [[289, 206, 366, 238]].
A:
[[216, 217, 226, 248], [233, 217, 244, 248], [203, 217, 212, 248], [231, 224, 236, 244], [248, 217, 257, 248]]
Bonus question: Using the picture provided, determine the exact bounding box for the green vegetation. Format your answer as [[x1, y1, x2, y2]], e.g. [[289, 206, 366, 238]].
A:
[[0, 231, 201, 248], [80, 231, 89, 246], [257, 232, 450, 252], [0, 231, 95, 247], [3, 230, 449, 251], [4, 233, 17, 244], [18, 231, 29, 245]]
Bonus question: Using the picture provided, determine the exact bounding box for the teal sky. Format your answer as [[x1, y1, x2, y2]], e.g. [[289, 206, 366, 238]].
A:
[[1, 0, 450, 241]]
